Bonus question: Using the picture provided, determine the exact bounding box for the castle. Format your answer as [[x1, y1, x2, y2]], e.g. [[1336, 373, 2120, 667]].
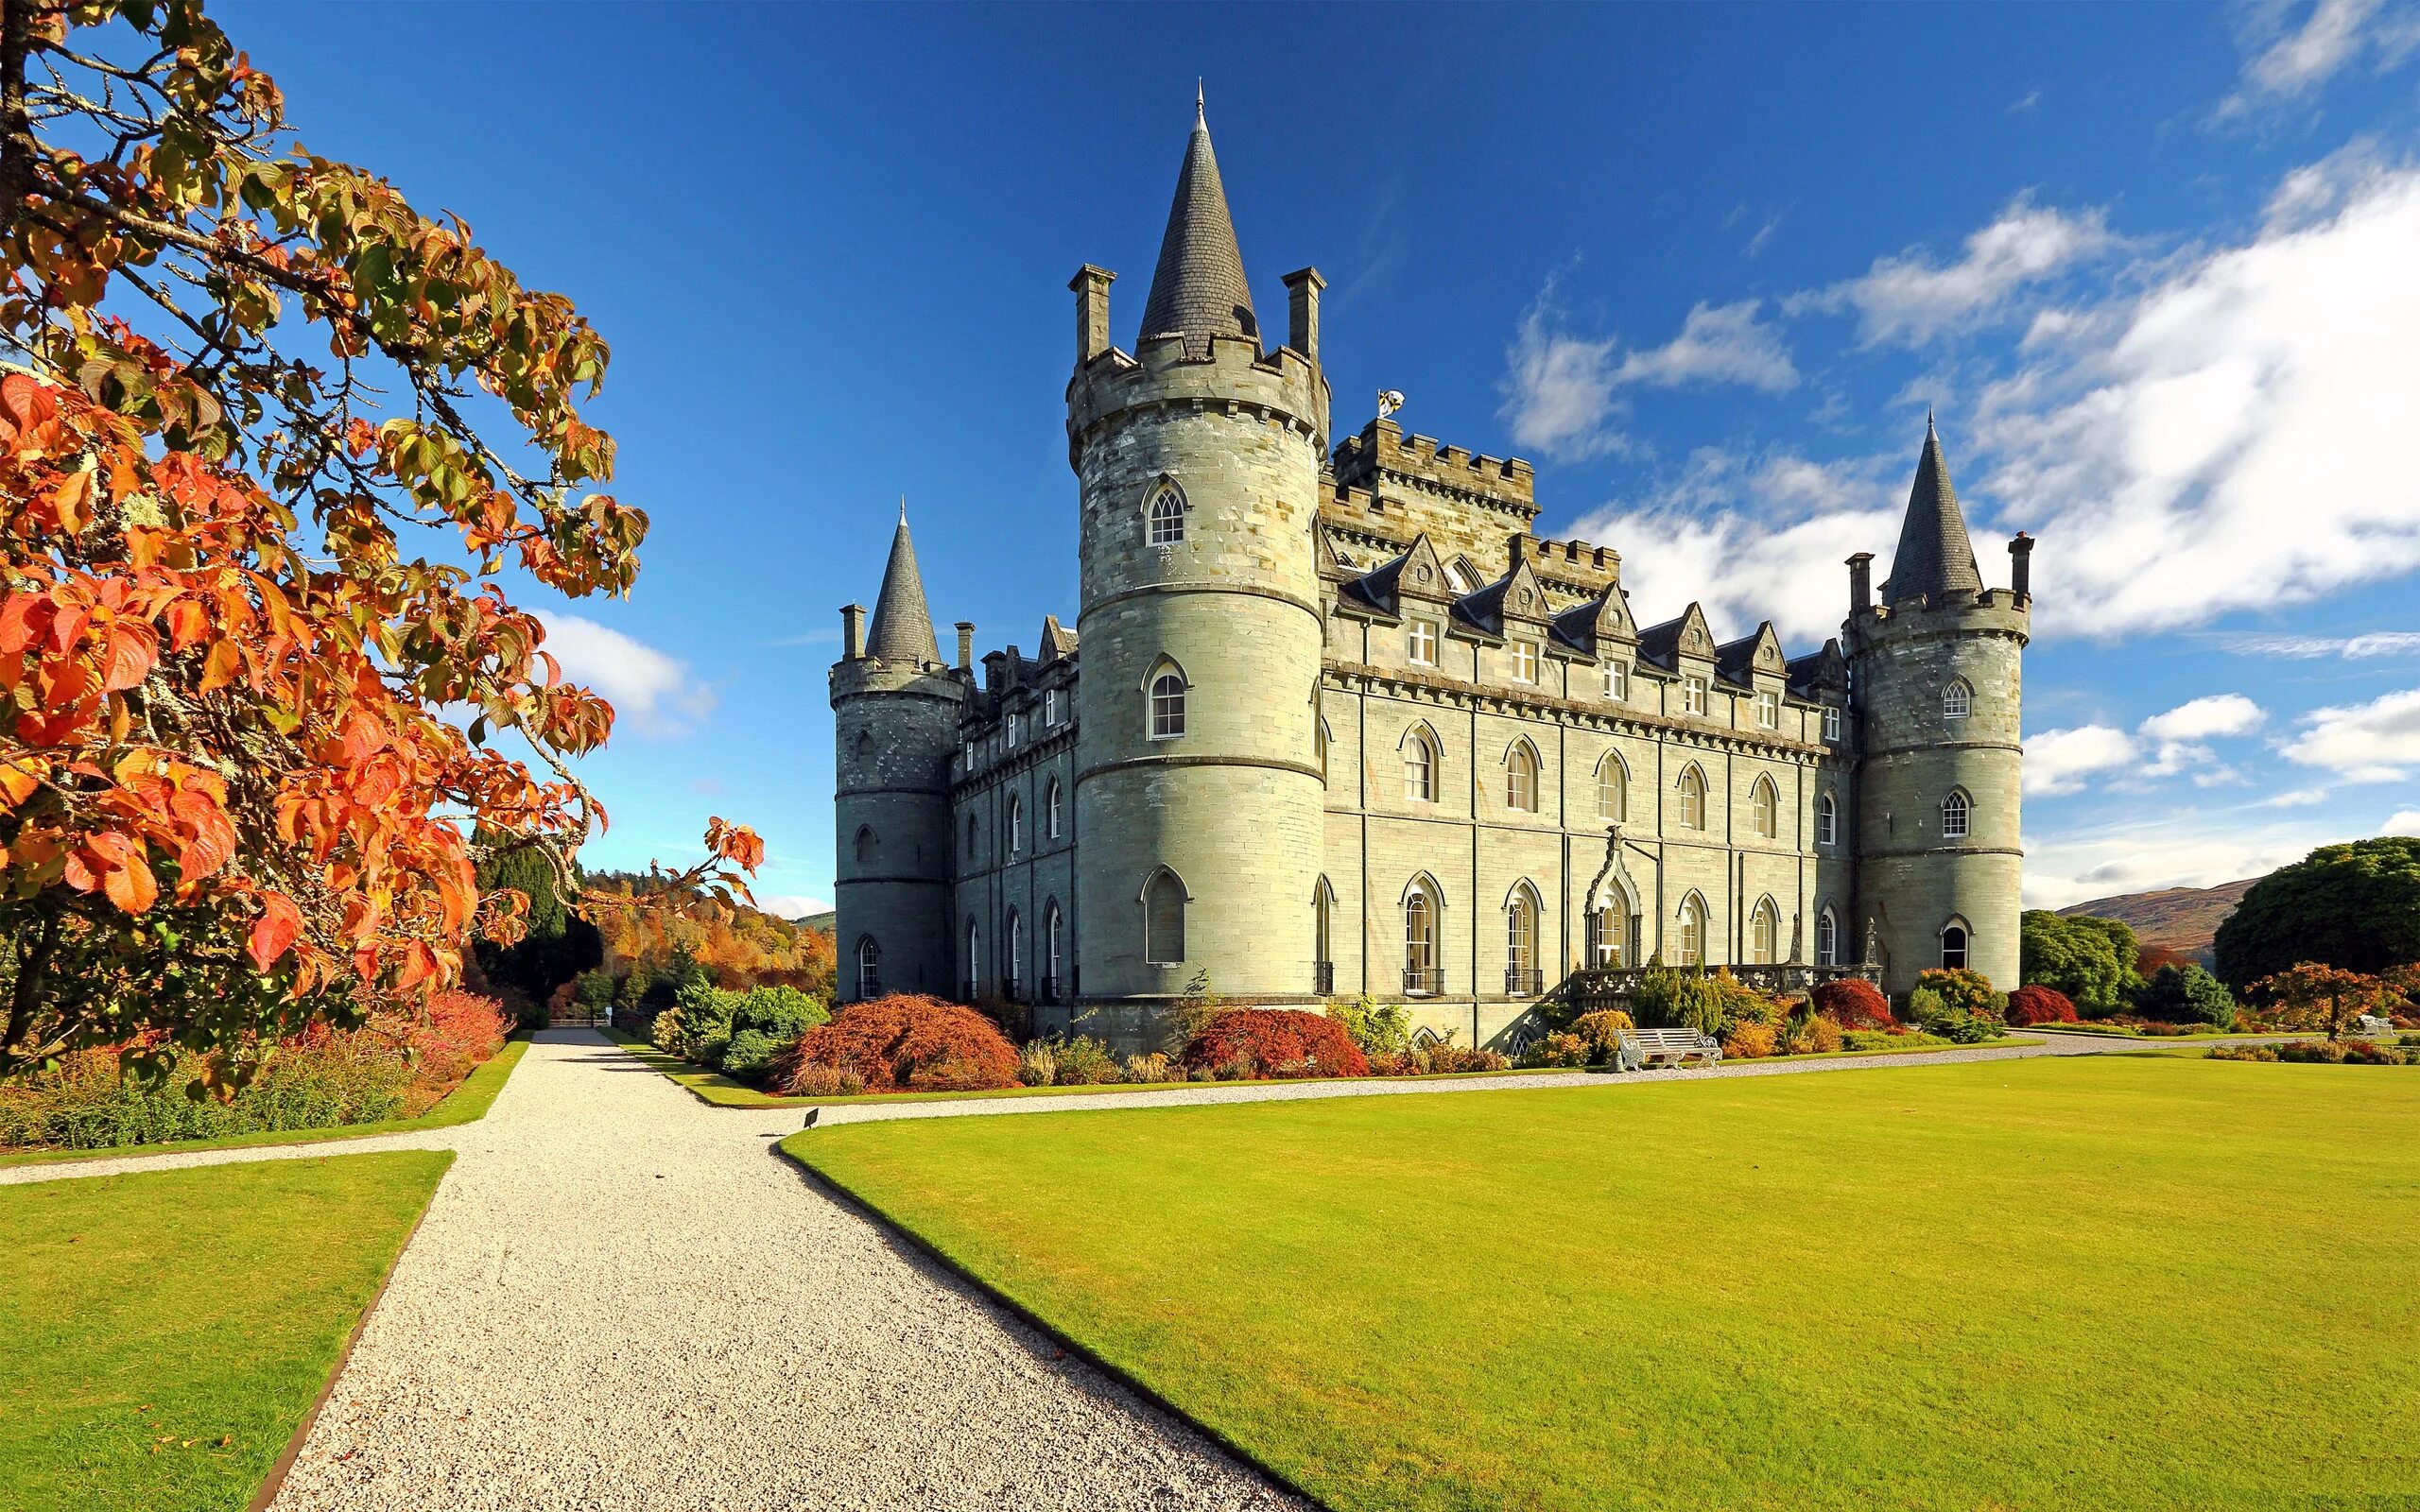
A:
[[830, 99, 2032, 1049]]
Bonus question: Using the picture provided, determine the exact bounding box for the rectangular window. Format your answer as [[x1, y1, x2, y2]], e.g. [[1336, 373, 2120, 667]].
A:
[[1046, 689, 1059, 725], [1823, 705, 1841, 743], [1408, 619, 1438, 666], [1756, 690, 1780, 729], [1684, 676, 1707, 715], [1604, 661, 1629, 700], [1005, 713, 1018, 746], [1510, 640, 1538, 683]]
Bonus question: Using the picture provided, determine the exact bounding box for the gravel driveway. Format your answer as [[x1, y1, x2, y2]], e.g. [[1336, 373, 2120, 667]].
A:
[[267, 1031, 1304, 1512]]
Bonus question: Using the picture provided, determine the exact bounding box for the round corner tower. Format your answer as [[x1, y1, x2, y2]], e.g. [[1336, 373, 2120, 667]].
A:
[[1846, 421, 2031, 996], [829, 508, 962, 1002], [1064, 98, 1331, 1015]]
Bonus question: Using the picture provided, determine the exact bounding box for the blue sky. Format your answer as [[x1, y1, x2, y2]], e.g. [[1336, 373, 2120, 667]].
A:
[[224, 1, 2420, 916]]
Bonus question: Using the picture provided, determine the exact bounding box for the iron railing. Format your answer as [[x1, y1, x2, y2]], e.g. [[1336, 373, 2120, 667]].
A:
[[1505, 967, 1545, 997], [1403, 966, 1443, 996]]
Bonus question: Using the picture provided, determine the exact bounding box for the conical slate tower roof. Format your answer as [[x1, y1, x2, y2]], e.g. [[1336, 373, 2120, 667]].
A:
[[866, 503, 939, 663], [1137, 89, 1257, 352], [1888, 417, 1983, 599]]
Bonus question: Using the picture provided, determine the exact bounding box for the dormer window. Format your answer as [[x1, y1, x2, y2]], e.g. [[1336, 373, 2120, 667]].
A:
[[1510, 640, 1538, 684], [1756, 690, 1780, 730], [1604, 661, 1629, 700], [1408, 619, 1438, 666], [1146, 484, 1186, 547], [1823, 706, 1841, 743], [1684, 676, 1708, 716]]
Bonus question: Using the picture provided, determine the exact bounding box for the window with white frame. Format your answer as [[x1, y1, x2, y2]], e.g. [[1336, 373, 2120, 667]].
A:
[[1944, 679, 1971, 719], [1823, 705, 1841, 743], [1816, 791, 1837, 847], [1005, 713, 1018, 746], [1506, 744, 1538, 812], [1408, 619, 1438, 666], [1046, 779, 1063, 840], [1510, 640, 1538, 683], [855, 936, 881, 999], [1677, 895, 1706, 967], [1941, 790, 1970, 839], [1816, 909, 1839, 967], [1149, 667, 1186, 739], [1404, 729, 1437, 802], [1750, 898, 1780, 964], [1596, 755, 1626, 822], [1008, 795, 1024, 854], [1147, 486, 1185, 546], [1405, 883, 1440, 993], [1684, 676, 1708, 715], [1750, 776, 1778, 839], [1046, 688, 1059, 725], [1756, 690, 1780, 729], [1144, 869, 1186, 965], [1604, 660, 1629, 700], [1942, 923, 1969, 971], [1675, 765, 1707, 830]]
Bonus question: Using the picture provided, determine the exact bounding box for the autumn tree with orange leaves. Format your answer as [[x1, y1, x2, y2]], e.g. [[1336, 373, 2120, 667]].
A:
[[0, 0, 758, 1087]]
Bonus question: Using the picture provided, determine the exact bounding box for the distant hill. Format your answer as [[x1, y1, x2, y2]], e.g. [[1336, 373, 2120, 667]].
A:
[[799, 910, 836, 934], [2059, 878, 2260, 964]]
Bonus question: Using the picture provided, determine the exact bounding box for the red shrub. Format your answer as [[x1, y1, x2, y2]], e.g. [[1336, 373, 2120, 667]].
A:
[[1812, 977, 1894, 1030], [1180, 1009, 1369, 1079], [2004, 984, 2079, 1026], [775, 994, 1019, 1093]]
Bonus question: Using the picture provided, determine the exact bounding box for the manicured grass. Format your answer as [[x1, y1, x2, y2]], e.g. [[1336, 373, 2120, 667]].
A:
[[788, 1057, 2420, 1511], [0, 1151, 453, 1512], [0, 1036, 530, 1169], [608, 1026, 2039, 1108]]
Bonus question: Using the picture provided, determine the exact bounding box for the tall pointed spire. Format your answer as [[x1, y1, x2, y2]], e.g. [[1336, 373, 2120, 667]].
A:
[[865, 503, 939, 663], [1138, 86, 1257, 353], [1887, 416, 1983, 599]]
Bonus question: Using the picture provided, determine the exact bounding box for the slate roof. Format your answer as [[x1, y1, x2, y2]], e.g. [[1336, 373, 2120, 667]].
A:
[[866, 506, 939, 664], [1137, 92, 1258, 353], [1888, 417, 1982, 599]]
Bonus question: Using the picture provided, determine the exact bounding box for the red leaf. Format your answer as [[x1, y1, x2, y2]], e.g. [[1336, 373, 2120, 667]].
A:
[[247, 891, 302, 973]]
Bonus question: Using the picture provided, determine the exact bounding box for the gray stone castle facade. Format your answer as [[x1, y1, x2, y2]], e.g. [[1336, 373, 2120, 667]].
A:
[[830, 101, 2032, 1048]]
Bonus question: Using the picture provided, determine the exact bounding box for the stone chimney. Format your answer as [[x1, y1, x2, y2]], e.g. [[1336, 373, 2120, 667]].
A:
[[1070, 266, 1115, 365], [840, 603, 865, 661], [1847, 552, 1875, 614], [1282, 266, 1324, 365], [955, 621, 976, 671], [2009, 533, 2034, 601]]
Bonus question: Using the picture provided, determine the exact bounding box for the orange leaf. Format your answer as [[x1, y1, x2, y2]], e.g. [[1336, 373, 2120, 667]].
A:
[[247, 891, 302, 973], [103, 853, 158, 914], [199, 639, 241, 693]]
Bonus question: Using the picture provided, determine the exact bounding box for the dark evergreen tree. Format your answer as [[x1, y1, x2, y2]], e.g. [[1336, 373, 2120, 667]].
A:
[[2213, 838, 2420, 991], [472, 841, 603, 1000]]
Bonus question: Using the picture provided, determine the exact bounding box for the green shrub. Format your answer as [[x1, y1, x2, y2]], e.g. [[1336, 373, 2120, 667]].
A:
[[0, 1040, 413, 1151], [693, 1030, 733, 1071], [720, 1029, 783, 1084], [573, 969, 616, 1012], [1326, 997, 1413, 1057], [1052, 1036, 1121, 1085], [2133, 963, 2238, 1028], [1907, 987, 1945, 1023], [1913, 968, 2006, 1019], [649, 1004, 686, 1055], [1519, 1032, 1591, 1068], [1017, 1040, 1058, 1088], [1569, 1010, 1634, 1063], [1630, 965, 1685, 1026]]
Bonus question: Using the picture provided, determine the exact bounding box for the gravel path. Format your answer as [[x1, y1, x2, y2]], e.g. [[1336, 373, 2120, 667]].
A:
[[266, 1031, 1305, 1512]]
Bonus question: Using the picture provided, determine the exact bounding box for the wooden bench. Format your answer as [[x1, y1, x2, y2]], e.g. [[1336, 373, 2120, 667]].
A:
[[1623, 1026, 1722, 1068]]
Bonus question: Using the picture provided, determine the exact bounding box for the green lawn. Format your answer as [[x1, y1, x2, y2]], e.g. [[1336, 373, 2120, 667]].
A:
[[0, 1151, 452, 1512], [0, 1036, 529, 1168], [787, 1057, 2420, 1511]]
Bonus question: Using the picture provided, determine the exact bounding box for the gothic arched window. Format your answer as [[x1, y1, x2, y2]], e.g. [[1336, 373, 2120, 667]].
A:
[[1596, 753, 1627, 823], [1942, 922, 1970, 971], [1817, 791, 1838, 847], [1817, 907, 1840, 967], [1750, 776, 1779, 840], [1148, 662, 1187, 739], [1505, 742, 1539, 813], [1404, 728, 1438, 802], [1405, 879, 1441, 995], [1143, 868, 1186, 965], [1944, 679, 1972, 720], [855, 936, 881, 999], [1675, 765, 1707, 831], [1676, 894, 1708, 968], [1147, 484, 1186, 547], [1751, 897, 1780, 965], [1046, 779, 1063, 840], [1506, 885, 1540, 992], [1941, 790, 1971, 840], [854, 826, 876, 866], [1008, 796, 1024, 855]]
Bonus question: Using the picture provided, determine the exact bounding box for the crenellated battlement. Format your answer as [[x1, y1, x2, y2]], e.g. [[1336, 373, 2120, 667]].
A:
[[1332, 418, 1536, 518], [1516, 532, 1622, 593], [1848, 588, 2031, 650], [1065, 331, 1330, 465]]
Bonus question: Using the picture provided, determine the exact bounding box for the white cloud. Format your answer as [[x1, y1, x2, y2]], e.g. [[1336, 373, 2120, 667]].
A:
[[1801, 195, 2118, 347], [2383, 808, 2420, 836], [2140, 694, 2266, 741], [536, 611, 716, 739], [2262, 786, 2333, 807], [2226, 0, 2420, 110], [2219, 629, 2420, 658], [2024, 725, 2137, 797], [2025, 696, 2269, 795], [2278, 685, 2420, 781], [1501, 288, 1794, 460], [752, 893, 832, 921], [1975, 157, 2420, 638], [2022, 814, 2334, 909]]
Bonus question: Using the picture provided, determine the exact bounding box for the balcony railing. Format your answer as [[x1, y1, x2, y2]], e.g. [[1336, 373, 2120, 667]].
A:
[[1313, 960, 1335, 995], [1505, 966, 1545, 997], [1403, 966, 1442, 996]]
